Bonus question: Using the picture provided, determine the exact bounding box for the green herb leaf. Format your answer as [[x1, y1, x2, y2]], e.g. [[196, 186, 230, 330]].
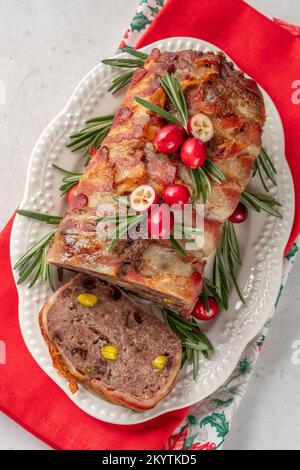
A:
[[102, 58, 145, 68], [202, 286, 210, 313], [190, 168, 201, 203], [159, 71, 189, 127], [203, 159, 226, 183], [213, 221, 245, 308], [52, 164, 83, 195], [134, 96, 181, 125], [169, 234, 186, 257], [13, 230, 57, 290], [108, 70, 135, 94], [226, 219, 240, 264], [241, 191, 282, 218], [16, 210, 62, 225], [163, 308, 213, 380], [103, 47, 148, 95], [203, 278, 224, 310], [118, 45, 148, 61], [253, 148, 277, 191], [67, 115, 114, 164], [98, 212, 147, 251], [198, 167, 211, 203], [190, 160, 225, 204], [112, 195, 130, 207]]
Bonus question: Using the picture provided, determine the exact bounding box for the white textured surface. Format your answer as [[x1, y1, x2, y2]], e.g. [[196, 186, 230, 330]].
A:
[[0, 0, 300, 450]]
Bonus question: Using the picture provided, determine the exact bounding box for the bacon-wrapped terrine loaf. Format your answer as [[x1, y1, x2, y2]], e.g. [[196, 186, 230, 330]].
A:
[[40, 274, 182, 411], [47, 49, 265, 316]]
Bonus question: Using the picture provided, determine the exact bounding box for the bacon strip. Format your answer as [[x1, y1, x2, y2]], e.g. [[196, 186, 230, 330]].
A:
[[47, 49, 265, 316]]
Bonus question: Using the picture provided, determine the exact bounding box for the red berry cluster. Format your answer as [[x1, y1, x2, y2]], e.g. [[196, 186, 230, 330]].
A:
[[153, 114, 212, 169]]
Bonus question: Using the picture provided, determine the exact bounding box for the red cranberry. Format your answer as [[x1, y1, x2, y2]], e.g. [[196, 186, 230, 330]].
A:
[[180, 137, 207, 168], [162, 183, 190, 208], [192, 297, 219, 321], [147, 205, 174, 239], [228, 202, 248, 224], [154, 124, 186, 155]]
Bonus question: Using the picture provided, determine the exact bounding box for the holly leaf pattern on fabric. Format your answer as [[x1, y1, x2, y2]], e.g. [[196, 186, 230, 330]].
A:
[[148, 6, 159, 16], [187, 415, 197, 426], [256, 334, 265, 352], [238, 357, 251, 375], [156, 0, 165, 6], [285, 243, 298, 260], [256, 334, 265, 345], [131, 12, 151, 32], [184, 435, 198, 449], [213, 398, 234, 408], [200, 412, 229, 440]]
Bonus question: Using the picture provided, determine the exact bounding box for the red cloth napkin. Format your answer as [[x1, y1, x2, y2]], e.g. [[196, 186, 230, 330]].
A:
[[273, 18, 300, 36], [1, 0, 300, 450]]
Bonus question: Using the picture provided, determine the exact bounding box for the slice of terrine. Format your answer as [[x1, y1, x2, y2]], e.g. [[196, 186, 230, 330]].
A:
[[40, 274, 182, 411]]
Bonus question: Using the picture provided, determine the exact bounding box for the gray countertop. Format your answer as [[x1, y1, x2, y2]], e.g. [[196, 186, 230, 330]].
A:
[[0, 0, 299, 450]]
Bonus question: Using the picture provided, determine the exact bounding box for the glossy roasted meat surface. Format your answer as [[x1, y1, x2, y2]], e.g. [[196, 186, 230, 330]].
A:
[[47, 49, 265, 315]]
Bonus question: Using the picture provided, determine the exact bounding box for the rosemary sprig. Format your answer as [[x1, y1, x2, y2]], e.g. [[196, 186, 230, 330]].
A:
[[159, 70, 189, 127], [241, 191, 282, 218], [112, 195, 130, 207], [16, 210, 62, 225], [52, 164, 83, 195], [190, 167, 200, 203], [103, 46, 148, 94], [109, 214, 146, 251], [13, 230, 56, 290], [253, 148, 277, 191], [134, 96, 181, 125], [163, 309, 213, 380], [67, 115, 114, 164], [203, 159, 226, 184], [174, 224, 203, 238], [202, 278, 224, 310], [102, 58, 145, 68], [108, 70, 136, 95], [135, 70, 188, 127], [168, 224, 203, 257], [197, 167, 211, 204], [190, 161, 225, 204], [213, 220, 245, 309], [169, 234, 186, 257], [97, 206, 202, 257], [14, 210, 63, 289], [97, 212, 147, 251], [119, 45, 148, 61]]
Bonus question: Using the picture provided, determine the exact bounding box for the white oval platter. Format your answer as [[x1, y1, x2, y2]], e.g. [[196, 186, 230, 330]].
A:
[[10, 37, 294, 425]]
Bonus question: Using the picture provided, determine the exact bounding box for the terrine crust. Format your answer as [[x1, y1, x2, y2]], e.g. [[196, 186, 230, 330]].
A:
[[47, 48, 265, 316]]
